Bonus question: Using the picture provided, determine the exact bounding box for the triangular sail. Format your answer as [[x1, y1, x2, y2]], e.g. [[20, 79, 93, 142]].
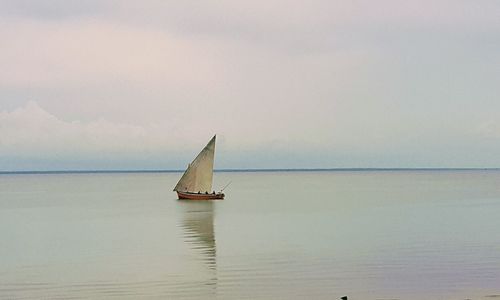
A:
[[174, 135, 216, 193]]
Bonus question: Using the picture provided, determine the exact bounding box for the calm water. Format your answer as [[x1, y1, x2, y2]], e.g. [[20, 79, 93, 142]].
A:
[[1, 170, 499, 300]]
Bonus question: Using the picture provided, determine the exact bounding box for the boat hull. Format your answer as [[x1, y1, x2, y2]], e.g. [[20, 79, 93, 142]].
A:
[[177, 191, 225, 200]]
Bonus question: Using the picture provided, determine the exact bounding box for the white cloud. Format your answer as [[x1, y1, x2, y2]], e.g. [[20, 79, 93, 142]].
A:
[[0, 101, 182, 157], [0, 15, 375, 150], [476, 121, 500, 139], [0, 101, 329, 162]]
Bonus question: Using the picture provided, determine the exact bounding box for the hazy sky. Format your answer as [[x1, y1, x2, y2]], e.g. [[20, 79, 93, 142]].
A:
[[0, 0, 499, 170]]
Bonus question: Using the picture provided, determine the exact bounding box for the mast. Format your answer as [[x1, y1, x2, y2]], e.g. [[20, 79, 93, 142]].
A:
[[174, 135, 216, 193]]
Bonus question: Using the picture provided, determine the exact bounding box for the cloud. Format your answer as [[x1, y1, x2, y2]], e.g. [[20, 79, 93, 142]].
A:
[[0, 99, 333, 155], [0, 14, 373, 149], [476, 121, 500, 139], [2, 0, 496, 90], [0, 1, 499, 169], [0, 101, 183, 157], [0, 18, 223, 89]]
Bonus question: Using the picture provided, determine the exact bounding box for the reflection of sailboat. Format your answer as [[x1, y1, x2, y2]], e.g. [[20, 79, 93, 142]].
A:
[[174, 135, 225, 200], [178, 201, 217, 272]]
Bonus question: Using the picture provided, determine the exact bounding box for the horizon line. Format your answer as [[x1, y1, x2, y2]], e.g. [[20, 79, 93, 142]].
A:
[[1, 167, 500, 175]]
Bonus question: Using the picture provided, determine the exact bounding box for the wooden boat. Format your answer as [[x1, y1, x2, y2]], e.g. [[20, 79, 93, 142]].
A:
[[173, 135, 225, 200], [177, 191, 224, 200]]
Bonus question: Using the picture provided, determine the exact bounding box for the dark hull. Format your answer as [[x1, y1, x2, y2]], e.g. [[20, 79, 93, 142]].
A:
[[177, 191, 225, 200]]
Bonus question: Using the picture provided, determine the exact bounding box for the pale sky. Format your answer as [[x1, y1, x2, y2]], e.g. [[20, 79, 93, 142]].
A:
[[0, 0, 499, 170]]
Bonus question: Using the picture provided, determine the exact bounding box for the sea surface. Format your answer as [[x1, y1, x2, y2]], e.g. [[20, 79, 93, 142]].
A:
[[1, 170, 499, 300]]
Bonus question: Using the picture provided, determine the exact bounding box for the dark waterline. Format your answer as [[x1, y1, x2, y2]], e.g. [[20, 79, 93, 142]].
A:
[[1, 167, 499, 175]]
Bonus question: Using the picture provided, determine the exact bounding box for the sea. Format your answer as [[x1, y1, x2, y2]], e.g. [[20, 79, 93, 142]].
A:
[[1, 170, 499, 300]]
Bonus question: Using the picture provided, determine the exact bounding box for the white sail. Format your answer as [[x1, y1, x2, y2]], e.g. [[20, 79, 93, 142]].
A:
[[174, 135, 216, 193]]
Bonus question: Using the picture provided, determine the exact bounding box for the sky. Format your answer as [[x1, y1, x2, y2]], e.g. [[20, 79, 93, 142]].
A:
[[0, 0, 499, 170]]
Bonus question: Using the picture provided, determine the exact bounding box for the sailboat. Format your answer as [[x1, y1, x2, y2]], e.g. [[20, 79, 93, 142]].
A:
[[174, 135, 225, 200]]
